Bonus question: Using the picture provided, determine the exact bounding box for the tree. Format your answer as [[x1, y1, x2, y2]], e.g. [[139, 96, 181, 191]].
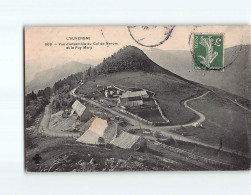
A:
[[153, 131, 161, 140], [92, 68, 97, 77], [43, 87, 52, 99], [87, 66, 92, 78], [98, 137, 105, 144], [163, 136, 176, 146]]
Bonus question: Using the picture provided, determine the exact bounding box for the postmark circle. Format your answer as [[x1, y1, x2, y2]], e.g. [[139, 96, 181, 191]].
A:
[[128, 26, 175, 47]]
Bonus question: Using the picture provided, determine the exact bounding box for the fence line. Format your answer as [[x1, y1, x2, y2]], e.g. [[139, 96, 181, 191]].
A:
[[119, 108, 153, 125], [160, 143, 235, 170], [152, 93, 170, 123], [119, 108, 170, 126], [41, 130, 81, 139]]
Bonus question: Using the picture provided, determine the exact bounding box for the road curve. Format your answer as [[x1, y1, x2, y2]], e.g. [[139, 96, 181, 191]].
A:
[[70, 88, 210, 131], [183, 91, 210, 126], [152, 91, 209, 130], [70, 87, 251, 159], [70, 88, 208, 143], [38, 98, 81, 138]]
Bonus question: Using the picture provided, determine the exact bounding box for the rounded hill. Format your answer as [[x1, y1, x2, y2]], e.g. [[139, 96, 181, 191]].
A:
[[90, 46, 175, 76]]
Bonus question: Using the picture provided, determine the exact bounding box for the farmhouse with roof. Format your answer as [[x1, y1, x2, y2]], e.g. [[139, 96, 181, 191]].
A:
[[76, 117, 110, 144], [76, 117, 143, 150], [71, 100, 92, 122], [118, 90, 149, 107], [110, 130, 143, 150]]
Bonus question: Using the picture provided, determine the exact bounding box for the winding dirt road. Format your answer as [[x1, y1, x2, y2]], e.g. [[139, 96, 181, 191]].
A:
[[70, 88, 250, 159], [70, 88, 207, 143], [182, 91, 210, 126], [37, 87, 249, 159], [38, 98, 81, 138]]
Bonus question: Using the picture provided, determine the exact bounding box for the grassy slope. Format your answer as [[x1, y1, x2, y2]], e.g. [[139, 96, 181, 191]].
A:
[[25, 45, 250, 171], [78, 71, 206, 124], [188, 91, 250, 154], [78, 71, 250, 155], [26, 133, 205, 172], [25, 102, 195, 172]]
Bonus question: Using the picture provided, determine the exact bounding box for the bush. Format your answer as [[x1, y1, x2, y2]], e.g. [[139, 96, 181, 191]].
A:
[[25, 96, 48, 127], [51, 94, 75, 114], [98, 137, 105, 144], [153, 131, 162, 139], [162, 136, 176, 146]]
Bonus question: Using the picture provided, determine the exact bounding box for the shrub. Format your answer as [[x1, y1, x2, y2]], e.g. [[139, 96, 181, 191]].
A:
[[162, 136, 176, 146]]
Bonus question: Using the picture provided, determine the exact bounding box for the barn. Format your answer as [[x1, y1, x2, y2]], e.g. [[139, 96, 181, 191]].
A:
[[110, 130, 143, 150], [118, 90, 149, 107], [76, 117, 143, 150], [76, 117, 108, 145], [71, 100, 92, 122], [76, 117, 119, 145]]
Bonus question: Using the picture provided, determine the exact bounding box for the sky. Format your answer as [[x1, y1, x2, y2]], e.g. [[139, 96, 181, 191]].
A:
[[25, 25, 250, 70]]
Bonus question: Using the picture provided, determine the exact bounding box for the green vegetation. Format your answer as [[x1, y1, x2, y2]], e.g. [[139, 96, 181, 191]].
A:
[[25, 88, 52, 127], [25, 72, 84, 127], [51, 72, 83, 113], [78, 71, 205, 124], [82, 46, 175, 81], [25, 138, 180, 172], [188, 92, 250, 154], [77, 46, 206, 124], [52, 72, 83, 92], [78, 63, 249, 157], [25, 45, 250, 171]]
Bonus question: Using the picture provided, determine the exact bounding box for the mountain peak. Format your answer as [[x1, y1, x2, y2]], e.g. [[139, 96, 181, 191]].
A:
[[93, 45, 170, 75]]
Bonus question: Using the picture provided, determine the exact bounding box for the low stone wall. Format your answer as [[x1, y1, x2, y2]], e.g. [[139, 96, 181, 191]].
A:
[[160, 143, 235, 170], [119, 108, 153, 125], [152, 94, 170, 123], [41, 131, 81, 139], [120, 108, 170, 126]]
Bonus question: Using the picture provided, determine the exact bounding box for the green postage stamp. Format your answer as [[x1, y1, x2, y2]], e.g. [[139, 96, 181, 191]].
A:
[[193, 34, 224, 70]]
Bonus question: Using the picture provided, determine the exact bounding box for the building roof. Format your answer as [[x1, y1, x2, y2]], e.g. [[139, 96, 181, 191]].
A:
[[76, 117, 141, 149], [76, 129, 101, 145], [103, 123, 119, 143], [110, 131, 141, 149], [71, 100, 86, 117], [120, 90, 148, 99], [88, 117, 108, 136], [122, 100, 143, 107], [76, 117, 108, 144]]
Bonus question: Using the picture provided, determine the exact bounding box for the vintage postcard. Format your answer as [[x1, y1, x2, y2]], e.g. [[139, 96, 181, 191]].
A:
[[25, 26, 251, 172]]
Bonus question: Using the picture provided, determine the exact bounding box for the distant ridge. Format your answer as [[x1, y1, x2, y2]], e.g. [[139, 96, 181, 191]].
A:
[[25, 61, 92, 94], [144, 45, 251, 99]]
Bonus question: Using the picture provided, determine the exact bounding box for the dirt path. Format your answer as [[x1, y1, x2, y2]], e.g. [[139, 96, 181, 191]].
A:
[[38, 103, 51, 135], [38, 98, 81, 138], [182, 91, 209, 125], [70, 88, 206, 143]]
